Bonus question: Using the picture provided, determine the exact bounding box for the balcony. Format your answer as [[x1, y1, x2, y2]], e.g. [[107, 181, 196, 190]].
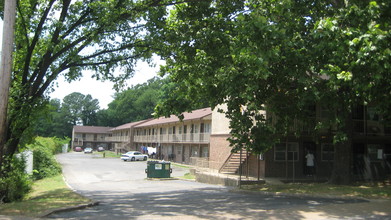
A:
[[106, 136, 130, 142], [134, 132, 211, 144]]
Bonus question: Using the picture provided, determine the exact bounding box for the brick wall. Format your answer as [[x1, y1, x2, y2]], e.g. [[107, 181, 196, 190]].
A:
[[209, 134, 232, 170]]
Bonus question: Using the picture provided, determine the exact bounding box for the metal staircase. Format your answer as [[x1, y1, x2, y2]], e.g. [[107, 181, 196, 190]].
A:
[[219, 149, 248, 174]]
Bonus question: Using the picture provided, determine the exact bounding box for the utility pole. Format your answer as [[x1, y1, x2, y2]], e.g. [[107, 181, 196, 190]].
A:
[[0, 0, 17, 163]]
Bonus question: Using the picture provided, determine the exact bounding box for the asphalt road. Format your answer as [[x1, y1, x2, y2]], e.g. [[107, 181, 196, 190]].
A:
[[48, 152, 391, 220]]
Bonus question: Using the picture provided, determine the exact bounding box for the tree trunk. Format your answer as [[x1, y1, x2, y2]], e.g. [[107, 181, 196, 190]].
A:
[[330, 112, 354, 185], [330, 138, 353, 184]]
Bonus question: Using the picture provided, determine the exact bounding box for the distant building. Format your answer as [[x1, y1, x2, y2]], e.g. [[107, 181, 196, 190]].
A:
[[71, 126, 113, 150], [107, 120, 151, 153], [133, 107, 212, 165]]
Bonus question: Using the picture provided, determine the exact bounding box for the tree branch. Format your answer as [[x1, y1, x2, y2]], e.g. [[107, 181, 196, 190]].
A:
[[22, 0, 56, 84]]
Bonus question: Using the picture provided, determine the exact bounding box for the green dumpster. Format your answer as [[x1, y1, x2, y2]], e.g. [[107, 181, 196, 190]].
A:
[[145, 161, 172, 178]]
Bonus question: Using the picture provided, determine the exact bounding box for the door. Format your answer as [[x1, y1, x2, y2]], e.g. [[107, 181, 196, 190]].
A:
[[303, 142, 316, 176]]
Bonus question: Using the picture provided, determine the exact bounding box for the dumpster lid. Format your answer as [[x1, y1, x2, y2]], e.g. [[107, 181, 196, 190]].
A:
[[147, 160, 170, 164]]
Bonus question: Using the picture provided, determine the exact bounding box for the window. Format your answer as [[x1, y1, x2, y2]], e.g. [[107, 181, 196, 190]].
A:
[[321, 143, 334, 161], [287, 143, 299, 161], [274, 143, 286, 161], [274, 142, 299, 161], [205, 123, 211, 133], [202, 146, 209, 157], [368, 144, 383, 161], [191, 146, 199, 157]]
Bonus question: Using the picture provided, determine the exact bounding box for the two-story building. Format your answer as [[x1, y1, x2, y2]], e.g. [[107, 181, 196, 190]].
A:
[[71, 104, 390, 182], [71, 126, 113, 150], [133, 107, 212, 165], [107, 120, 151, 153], [212, 104, 391, 181]]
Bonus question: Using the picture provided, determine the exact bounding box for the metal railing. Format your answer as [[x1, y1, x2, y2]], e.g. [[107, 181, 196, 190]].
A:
[[134, 132, 211, 143]]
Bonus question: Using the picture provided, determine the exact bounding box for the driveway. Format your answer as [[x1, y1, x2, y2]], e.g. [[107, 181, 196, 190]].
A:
[[50, 152, 391, 220]]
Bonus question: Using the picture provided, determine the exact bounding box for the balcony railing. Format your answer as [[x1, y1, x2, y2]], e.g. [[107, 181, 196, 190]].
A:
[[106, 136, 130, 142], [134, 133, 211, 143]]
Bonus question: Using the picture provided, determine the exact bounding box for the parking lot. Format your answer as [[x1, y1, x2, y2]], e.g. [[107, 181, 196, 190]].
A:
[[51, 152, 390, 220]]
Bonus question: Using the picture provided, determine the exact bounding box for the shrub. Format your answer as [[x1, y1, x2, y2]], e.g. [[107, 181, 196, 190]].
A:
[[28, 137, 67, 180], [32, 148, 62, 180], [0, 157, 32, 203]]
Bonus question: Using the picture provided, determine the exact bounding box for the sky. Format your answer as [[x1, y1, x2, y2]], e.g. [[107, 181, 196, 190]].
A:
[[49, 58, 165, 109]]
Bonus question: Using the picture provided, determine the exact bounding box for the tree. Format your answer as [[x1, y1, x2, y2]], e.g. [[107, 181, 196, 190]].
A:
[[99, 77, 166, 126], [80, 94, 99, 126], [61, 92, 99, 126], [0, 0, 171, 168], [33, 99, 71, 138], [152, 0, 391, 184]]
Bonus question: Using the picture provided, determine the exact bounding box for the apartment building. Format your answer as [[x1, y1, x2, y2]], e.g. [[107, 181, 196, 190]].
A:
[[107, 120, 151, 153], [71, 105, 390, 181], [133, 107, 212, 165], [214, 104, 391, 181], [71, 126, 113, 150]]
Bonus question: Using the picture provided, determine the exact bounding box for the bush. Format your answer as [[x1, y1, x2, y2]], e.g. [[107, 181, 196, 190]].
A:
[[32, 148, 62, 180], [28, 137, 67, 180], [0, 157, 32, 203]]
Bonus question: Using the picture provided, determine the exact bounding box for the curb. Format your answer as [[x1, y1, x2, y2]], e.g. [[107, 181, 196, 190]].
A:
[[38, 201, 100, 218]]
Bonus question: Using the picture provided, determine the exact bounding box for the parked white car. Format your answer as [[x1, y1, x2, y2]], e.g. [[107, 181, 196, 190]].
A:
[[121, 151, 148, 162], [84, 147, 93, 153]]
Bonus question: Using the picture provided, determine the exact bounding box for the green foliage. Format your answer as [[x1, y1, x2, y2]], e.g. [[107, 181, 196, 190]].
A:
[[61, 92, 100, 126], [0, 157, 32, 203], [153, 0, 390, 152], [27, 137, 67, 180], [31, 148, 62, 180], [149, 0, 390, 184], [33, 93, 100, 137], [33, 99, 72, 138], [96, 77, 208, 126], [0, 174, 91, 216], [2, 0, 171, 170]]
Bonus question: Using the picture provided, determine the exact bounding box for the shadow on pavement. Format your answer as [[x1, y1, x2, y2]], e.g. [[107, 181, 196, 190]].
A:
[[46, 185, 386, 220]]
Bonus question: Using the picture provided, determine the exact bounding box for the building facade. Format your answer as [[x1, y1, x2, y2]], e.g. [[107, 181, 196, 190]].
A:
[[211, 104, 391, 181], [107, 120, 151, 153], [71, 105, 391, 181], [133, 108, 212, 166], [71, 126, 113, 150]]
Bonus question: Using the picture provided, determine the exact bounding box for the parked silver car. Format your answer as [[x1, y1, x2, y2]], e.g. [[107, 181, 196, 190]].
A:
[[120, 151, 148, 162], [84, 147, 93, 154]]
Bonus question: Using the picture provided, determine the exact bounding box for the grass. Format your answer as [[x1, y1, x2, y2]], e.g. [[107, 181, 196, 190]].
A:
[[0, 174, 91, 217], [181, 173, 196, 180], [94, 151, 121, 158], [241, 181, 391, 199], [171, 163, 192, 169]]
